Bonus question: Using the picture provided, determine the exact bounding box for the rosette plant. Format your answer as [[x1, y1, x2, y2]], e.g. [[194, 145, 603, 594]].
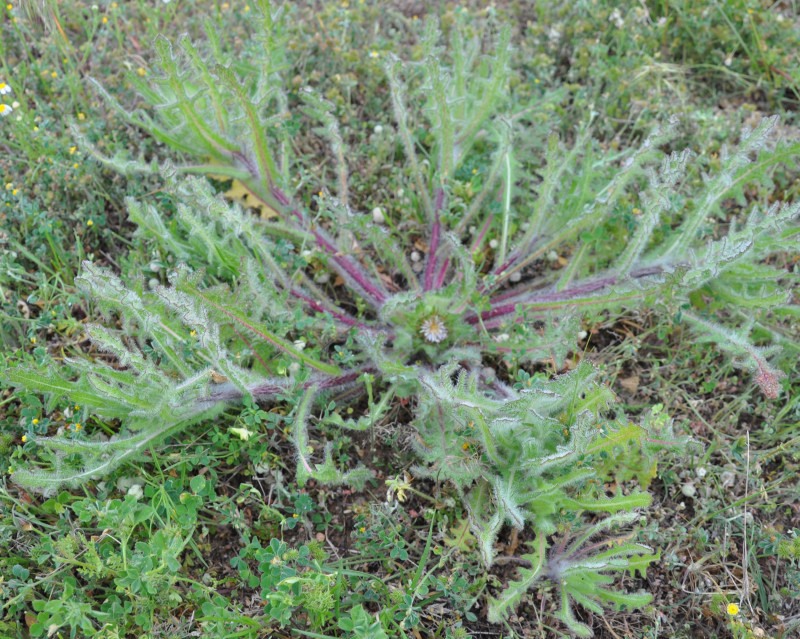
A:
[[6, 3, 797, 634]]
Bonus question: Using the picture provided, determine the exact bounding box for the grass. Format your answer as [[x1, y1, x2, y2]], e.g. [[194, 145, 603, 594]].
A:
[[0, 1, 798, 638]]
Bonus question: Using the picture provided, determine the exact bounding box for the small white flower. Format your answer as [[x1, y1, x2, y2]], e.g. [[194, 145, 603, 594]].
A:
[[127, 484, 144, 500], [509, 271, 522, 283], [371, 206, 384, 224], [0, 82, 11, 95], [0, 104, 12, 117], [489, 239, 499, 249], [373, 124, 383, 134], [420, 315, 448, 343], [229, 427, 254, 441]]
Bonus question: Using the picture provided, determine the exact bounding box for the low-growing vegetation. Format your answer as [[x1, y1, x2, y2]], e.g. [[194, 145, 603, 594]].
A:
[[1, 2, 797, 638]]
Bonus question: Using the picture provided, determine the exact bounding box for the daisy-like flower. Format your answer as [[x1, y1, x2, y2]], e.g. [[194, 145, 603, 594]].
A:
[[0, 103, 12, 117], [420, 314, 448, 343], [0, 82, 11, 95], [726, 603, 740, 616]]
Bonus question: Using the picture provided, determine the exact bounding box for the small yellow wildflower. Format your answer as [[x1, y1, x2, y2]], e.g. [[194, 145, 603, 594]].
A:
[[190, 329, 197, 337], [292, 513, 299, 518], [228, 427, 253, 441], [369, 50, 379, 59], [0, 104, 12, 117], [74, 405, 80, 410], [50, 71, 57, 79], [11, 188, 17, 195], [29, 336, 36, 344], [101, 16, 107, 24], [32, 418, 39, 425], [69, 146, 77, 155], [727, 603, 740, 616], [244, 4, 250, 11], [111, 2, 117, 7], [0, 82, 11, 95], [72, 162, 79, 169], [4, 182, 12, 190], [359, 526, 366, 533], [77, 112, 85, 120], [21, 435, 27, 443], [386, 471, 413, 503], [86, 219, 93, 227], [5, 4, 11, 10], [137, 67, 147, 77], [74, 423, 82, 431]]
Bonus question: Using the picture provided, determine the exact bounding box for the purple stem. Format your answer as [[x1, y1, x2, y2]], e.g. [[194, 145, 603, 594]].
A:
[[433, 257, 450, 289], [269, 186, 388, 307], [203, 365, 378, 405], [423, 189, 445, 291], [467, 265, 664, 326], [470, 214, 494, 253], [289, 289, 362, 328]]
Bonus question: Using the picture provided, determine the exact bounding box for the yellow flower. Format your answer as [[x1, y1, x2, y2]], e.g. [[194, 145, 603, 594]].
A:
[[228, 427, 253, 441], [74, 423, 82, 431], [29, 336, 36, 344], [69, 146, 77, 155], [0, 104, 12, 117], [137, 67, 146, 77], [386, 472, 413, 503], [101, 16, 107, 24], [86, 219, 93, 227], [0, 82, 11, 95], [77, 112, 85, 120], [21, 435, 27, 443], [32, 418, 39, 425], [727, 602, 740, 616]]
